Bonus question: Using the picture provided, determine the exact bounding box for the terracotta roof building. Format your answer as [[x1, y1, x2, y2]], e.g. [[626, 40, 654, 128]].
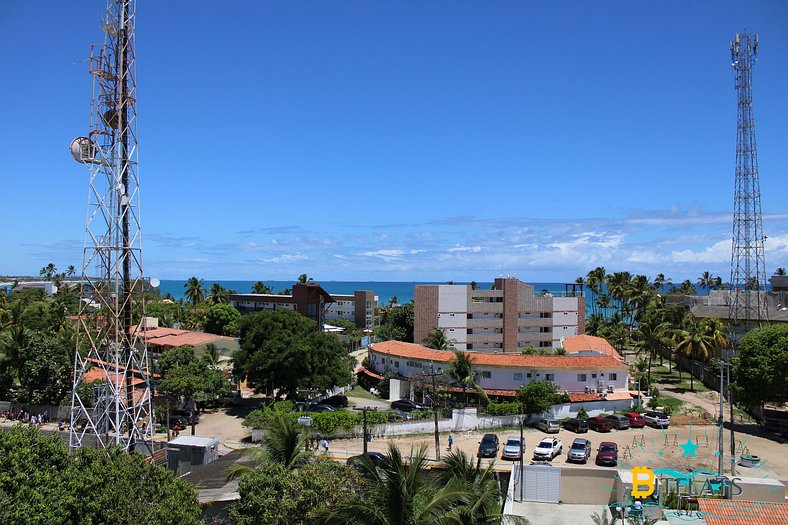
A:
[[561, 334, 623, 360], [368, 340, 628, 395], [697, 499, 788, 525]]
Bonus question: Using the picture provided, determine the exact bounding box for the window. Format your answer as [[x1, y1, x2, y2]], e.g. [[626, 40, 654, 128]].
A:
[[539, 326, 551, 333], [591, 373, 597, 379], [609, 373, 618, 381], [540, 312, 552, 318], [526, 373, 532, 378], [481, 371, 491, 379], [545, 373, 555, 381], [577, 374, 587, 382], [395, 361, 400, 367], [514, 372, 523, 380]]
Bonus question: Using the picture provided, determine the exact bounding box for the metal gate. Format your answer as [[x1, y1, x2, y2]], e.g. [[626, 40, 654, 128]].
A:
[[513, 465, 561, 503]]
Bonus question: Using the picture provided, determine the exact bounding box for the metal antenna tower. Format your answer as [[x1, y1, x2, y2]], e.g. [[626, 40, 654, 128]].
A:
[[728, 32, 768, 337], [69, 0, 153, 452]]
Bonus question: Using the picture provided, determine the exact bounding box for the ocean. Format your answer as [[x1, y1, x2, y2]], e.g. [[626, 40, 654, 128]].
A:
[[157, 280, 580, 305]]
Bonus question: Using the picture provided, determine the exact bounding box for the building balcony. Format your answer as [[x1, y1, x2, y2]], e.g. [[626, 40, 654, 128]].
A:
[[469, 302, 503, 314], [467, 318, 503, 328], [517, 317, 552, 328]]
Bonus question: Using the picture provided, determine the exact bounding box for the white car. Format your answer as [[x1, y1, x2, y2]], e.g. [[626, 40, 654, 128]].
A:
[[532, 437, 562, 461], [643, 411, 670, 428], [501, 436, 525, 460]]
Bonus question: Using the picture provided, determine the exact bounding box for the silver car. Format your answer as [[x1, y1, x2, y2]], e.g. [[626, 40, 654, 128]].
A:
[[567, 438, 591, 463], [536, 419, 560, 433], [643, 411, 670, 428], [501, 436, 525, 460]]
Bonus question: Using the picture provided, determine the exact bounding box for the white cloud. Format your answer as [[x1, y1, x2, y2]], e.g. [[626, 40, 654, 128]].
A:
[[447, 245, 484, 253], [672, 240, 730, 263], [262, 254, 309, 263]]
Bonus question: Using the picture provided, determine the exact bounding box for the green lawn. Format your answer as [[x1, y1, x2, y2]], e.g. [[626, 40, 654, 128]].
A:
[[346, 385, 380, 401], [651, 367, 710, 393]]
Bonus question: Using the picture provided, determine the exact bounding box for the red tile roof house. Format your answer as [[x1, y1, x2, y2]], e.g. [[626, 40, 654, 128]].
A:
[[367, 341, 632, 412], [137, 324, 239, 369], [561, 334, 624, 361], [697, 500, 788, 525]]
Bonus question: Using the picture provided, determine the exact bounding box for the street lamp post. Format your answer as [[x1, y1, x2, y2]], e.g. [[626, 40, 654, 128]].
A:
[[519, 415, 525, 501], [297, 415, 313, 452]]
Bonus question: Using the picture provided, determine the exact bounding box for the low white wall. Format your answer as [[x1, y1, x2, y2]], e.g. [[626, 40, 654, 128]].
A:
[[547, 399, 633, 419]]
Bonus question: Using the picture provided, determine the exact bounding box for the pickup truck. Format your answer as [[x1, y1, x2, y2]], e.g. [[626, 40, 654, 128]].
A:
[[532, 437, 562, 461]]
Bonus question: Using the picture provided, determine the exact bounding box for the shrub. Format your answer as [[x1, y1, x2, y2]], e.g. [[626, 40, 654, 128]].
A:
[[486, 402, 522, 416], [577, 405, 589, 419]]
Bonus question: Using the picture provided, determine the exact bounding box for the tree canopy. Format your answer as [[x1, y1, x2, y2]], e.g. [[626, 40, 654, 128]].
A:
[[0, 425, 201, 525], [203, 303, 241, 336], [516, 381, 563, 418], [735, 324, 788, 410], [157, 345, 231, 405], [233, 309, 354, 398]]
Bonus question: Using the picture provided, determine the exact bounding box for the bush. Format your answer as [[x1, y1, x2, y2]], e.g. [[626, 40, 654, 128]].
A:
[[486, 402, 522, 416], [577, 405, 589, 419]]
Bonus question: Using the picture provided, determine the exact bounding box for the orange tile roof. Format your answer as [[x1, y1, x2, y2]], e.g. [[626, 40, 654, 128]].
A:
[[698, 499, 788, 525], [370, 341, 627, 369], [604, 391, 634, 401], [140, 328, 235, 348], [568, 392, 602, 402], [83, 367, 145, 387], [562, 335, 623, 360]]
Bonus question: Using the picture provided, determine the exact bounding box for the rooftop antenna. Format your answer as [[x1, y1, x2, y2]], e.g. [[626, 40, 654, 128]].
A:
[[69, 0, 153, 453]]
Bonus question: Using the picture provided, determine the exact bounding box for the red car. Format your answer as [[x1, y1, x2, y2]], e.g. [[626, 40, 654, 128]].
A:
[[588, 416, 614, 432], [595, 441, 619, 466], [625, 412, 645, 428]]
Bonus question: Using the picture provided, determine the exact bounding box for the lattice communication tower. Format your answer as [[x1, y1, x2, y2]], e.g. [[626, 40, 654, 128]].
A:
[[728, 32, 768, 337], [69, 0, 153, 452]]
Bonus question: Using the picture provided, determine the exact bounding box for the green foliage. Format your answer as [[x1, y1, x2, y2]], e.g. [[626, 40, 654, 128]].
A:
[[485, 401, 522, 416], [230, 460, 363, 525], [735, 324, 788, 409], [577, 405, 589, 419], [422, 327, 453, 350], [378, 302, 414, 342], [15, 330, 72, 405], [0, 425, 200, 525], [234, 309, 354, 398], [183, 276, 205, 305], [516, 381, 562, 417], [157, 345, 230, 403], [203, 303, 241, 336]]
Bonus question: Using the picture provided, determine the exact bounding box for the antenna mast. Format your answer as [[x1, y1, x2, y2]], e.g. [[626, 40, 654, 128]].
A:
[[69, 0, 153, 452], [728, 32, 768, 338]]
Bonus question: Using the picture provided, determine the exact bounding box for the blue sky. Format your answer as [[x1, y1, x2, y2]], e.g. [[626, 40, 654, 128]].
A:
[[1, 1, 787, 283]]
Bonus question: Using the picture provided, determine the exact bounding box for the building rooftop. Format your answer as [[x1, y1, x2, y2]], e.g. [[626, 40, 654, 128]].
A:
[[697, 499, 788, 525], [370, 341, 627, 369], [139, 327, 236, 348], [168, 435, 220, 447], [562, 334, 623, 360]]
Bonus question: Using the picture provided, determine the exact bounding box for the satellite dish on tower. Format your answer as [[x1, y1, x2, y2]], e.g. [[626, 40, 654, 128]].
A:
[[70, 137, 97, 164], [150, 277, 160, 288]]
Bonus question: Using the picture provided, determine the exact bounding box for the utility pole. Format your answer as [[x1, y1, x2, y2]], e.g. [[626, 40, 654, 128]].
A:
[[717, 361, 727, 476], [424, 365, 442, 461], [354, 406, 370, 454], [727, 364, 736, 476]]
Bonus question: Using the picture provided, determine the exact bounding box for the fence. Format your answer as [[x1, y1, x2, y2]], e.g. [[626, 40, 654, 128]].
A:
[[657, 348, 722, 392]]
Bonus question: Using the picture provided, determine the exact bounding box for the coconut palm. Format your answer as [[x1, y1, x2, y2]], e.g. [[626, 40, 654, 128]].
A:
[[776, 268, 787, 276], [591, 510, 614, 525], [320, 443, 471, 525], [298, 273, 309, 285], [653, 273, 672, 292], [251, 281, 272, 294], [183, 276, 205, 305], [422, 327, 453, 350], [447, 350, 476, 405], [207, 282, 229, 304], [697, 271, 714, 292], [226, 411, 312, 480], [39, 263, 57, 281], [585, 267, 607, 316]]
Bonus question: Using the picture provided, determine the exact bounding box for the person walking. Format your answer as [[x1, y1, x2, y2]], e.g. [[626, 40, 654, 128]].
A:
[[447, 433, 454, 451], [320, 438, 329, 454]]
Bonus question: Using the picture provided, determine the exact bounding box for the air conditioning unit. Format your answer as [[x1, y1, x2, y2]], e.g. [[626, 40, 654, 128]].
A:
[[584, 386, 590, 393], [598, 379, 605, 386], [608, 385, 614, 393], [597, 386, 604, 394]]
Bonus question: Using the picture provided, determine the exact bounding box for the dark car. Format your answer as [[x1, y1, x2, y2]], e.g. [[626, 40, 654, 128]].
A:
[[307, 403, 336, 413], [563, 418, 589, 433], [391, 398, 425, 412], [595, 442, 619, 466], [324, 394, 349, 408], [588, 416, 614, 432], [477, 433, 500, 458], [172, 409, 198, 425], [346, 452, 387, 469], [605, 414, 631, 430], [625, 412, 646, 428]]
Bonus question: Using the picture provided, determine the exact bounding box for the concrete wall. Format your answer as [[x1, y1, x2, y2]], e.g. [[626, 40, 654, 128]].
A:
[[561, 466, 620, 504]]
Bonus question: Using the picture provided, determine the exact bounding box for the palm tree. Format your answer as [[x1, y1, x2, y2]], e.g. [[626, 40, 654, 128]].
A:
[[422, 327, 453, 350], [39, 263, 57, 281], [226, 411, 312, 479], [320, 443, 471, 525], [653, 273, 672, 292], [675, 280, 698, 295], [251, 281, 272, 294], [776, 268, 787, 276], [208, 282, 229, 304], [66, 265, 77, 277], [697, 271, 714, 292], [448, 350, 475, 405], [183, 276, 205, 305], [591, 510, 614, 525], [297, 273, 309, 285], [585, 267, 607, 317], [438, 450, 530, 525], [702, 318, 728, 359]]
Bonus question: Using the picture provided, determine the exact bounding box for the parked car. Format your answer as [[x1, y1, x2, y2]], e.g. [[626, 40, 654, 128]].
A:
[[172, 409, 198, 425], [346, 451, 387, 469], [595, 442, 619, 466], [478, 434, 500, 458], [532, 437, 562, 461], [567, 438, 592, 463], [324, 394, 349, 407], [605, 414, 631, 430], [588, 416, 614, 432], [307, 403, 336, 413], [391, 398, 425, 412], [643, 411, 670, 428], [536, 420, 560, 434], [501, 435, 525, 460], [563, 418, 589, 433], [624, 412, 646, 428]]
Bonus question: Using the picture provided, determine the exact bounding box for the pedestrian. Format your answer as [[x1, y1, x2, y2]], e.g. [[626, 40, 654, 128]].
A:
[[320, 438, 329, 454], [447, 433, 454, 451], [58, 419, 64, 431]]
